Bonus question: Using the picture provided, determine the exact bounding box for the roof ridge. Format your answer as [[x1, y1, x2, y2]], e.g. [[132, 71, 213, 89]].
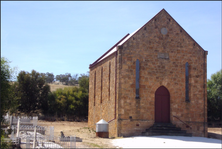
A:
[[89, 8, 206, 69]]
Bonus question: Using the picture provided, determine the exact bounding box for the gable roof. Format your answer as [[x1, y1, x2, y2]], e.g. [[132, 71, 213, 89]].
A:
[[89, 9, 206, 69]]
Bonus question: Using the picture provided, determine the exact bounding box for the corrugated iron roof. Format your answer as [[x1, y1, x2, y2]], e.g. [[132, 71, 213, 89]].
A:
[[97, 27, 141, 63]]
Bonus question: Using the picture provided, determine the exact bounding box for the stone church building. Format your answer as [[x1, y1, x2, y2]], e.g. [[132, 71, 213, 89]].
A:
[[88, 9, 208, 137]]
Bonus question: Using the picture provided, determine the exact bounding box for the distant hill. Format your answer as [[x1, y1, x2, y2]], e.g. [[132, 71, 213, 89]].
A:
[[10, 81, 78, 92], [48, 82, 79, 92]]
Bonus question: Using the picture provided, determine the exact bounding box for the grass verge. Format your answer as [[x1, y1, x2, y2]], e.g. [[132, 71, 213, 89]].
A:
[[83, 142, 105, 148]]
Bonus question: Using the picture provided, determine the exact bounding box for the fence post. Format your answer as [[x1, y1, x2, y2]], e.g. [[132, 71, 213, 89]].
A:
[[33, 116, 38, 126], [10, 125, 14, 140], [26, 137, 30, 148], [70, 136, 76, 149], [49, 126, 54, 141], [16, 118, 20, 138], [33, 126, 37, 148], [74, 136, 76, 149], [9, 116, 12, 128]]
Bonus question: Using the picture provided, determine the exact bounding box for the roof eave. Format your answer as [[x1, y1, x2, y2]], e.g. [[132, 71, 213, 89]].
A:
[[89, 33, 130, 68], [89, 51, 117, 69]]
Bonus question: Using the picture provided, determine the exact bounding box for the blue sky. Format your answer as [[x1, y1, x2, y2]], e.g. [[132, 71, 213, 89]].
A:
[[1, 1, 221, 79]]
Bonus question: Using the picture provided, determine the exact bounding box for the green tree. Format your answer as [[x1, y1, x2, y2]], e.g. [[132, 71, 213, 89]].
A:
[[41, 72, 89, 119], [0, 57, 18, 148], [45, 72, 54, 83], [16, 70, 50, 115], [56, 73, 70, 85], [42, 86, 88, 118], [207, 70, 222, 122], [1, 57, 11, 123], [78, 73, 89, 92], [1, 57, 18, 122], [1, 58, 10, 122], [43, 92, 56, 116], [69, 74, 79, 85]]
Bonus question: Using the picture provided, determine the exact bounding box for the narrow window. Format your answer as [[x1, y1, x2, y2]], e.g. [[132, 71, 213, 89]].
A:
[[185, 62, 189, 102], [94, 71, 96, 106], [135, 59, 140, 99], [108, 62, 111, 100], [101, 67, 103, 103]]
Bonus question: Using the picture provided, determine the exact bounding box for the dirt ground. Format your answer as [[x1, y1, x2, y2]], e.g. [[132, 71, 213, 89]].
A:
[[48, 83, 77, 92], [208, 127, 222, 135], [37, 120, 115, 148], [37, 120, 222, 148]]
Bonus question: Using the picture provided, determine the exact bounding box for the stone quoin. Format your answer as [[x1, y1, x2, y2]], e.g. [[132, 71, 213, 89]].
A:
[[88, 9, 208, 138]]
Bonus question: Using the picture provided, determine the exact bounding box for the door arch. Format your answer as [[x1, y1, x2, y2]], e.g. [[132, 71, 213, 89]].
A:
[[155, 86, 170, 123]]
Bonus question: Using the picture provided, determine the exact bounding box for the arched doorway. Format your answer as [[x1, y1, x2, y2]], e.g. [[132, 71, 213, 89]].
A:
[[155, 86, 170, 123]]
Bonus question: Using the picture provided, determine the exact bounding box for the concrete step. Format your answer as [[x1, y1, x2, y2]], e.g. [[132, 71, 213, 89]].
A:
[[146, 129, 186, 133], [149, 126, 181, 130], [142, 123, 192, 137], [142, 131, 192, 137], [154, 123, 176, 127]]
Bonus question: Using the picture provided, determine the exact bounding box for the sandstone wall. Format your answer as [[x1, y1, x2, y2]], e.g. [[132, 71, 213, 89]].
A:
[[117, 10, 208, 137], [88, 54, 118, 137]]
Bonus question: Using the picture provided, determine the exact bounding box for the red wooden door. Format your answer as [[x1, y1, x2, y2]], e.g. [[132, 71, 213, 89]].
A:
[[155, 86, 170, 123]]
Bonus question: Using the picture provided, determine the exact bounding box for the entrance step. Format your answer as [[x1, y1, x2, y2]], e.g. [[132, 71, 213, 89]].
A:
[[142, 123, 192, 137]]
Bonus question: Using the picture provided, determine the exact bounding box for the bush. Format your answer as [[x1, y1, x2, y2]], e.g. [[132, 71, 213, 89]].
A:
[[42, 86, 88, 119]]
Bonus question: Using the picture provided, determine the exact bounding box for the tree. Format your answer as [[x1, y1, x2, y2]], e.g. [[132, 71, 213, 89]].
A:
[[55, 74, 61, 82], [40, 72, 54, 83], [1, 57, 18, 148], [69, 74, 79, 85], [41, 72, 89, 119], [1, 57, 18, 122], [1, 57, 12, 123], [207, 70, 222, 122], [78, 73, 89, 92], [45, 72, 54, 83], [42, 86, 89, 118], [16, 70, 50, 115], [56, 73, 71, 85]]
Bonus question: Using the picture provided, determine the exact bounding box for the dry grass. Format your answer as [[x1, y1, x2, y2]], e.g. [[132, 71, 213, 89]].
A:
[[37, 120, 115, 148], [48, 83, 78, 92], [208, 127, 222, 135], [36, 121, 222, 148]]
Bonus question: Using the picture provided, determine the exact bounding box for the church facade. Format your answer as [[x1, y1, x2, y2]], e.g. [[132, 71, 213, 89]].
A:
[[88, 9, 208, 137]]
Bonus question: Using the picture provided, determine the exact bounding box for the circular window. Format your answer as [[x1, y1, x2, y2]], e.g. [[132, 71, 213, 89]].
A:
[[161, 28, 168, 35]]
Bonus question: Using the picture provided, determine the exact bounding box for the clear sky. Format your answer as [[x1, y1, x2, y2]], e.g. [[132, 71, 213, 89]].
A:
[[1, 1, 221, 80]]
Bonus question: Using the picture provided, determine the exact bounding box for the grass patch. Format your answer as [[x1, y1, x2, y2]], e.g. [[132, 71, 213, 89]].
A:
[[81, 127, 95, 133], [48, 84, 77, 92], [84, 142, 104, 148], [114, 136, 124, 139]]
